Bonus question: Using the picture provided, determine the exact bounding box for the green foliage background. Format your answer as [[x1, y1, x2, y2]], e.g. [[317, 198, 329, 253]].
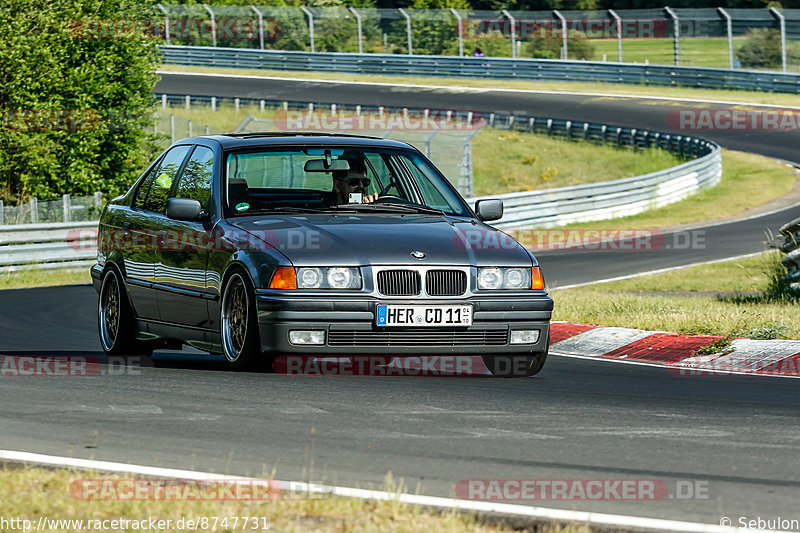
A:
[[0, 0, 160, 204]]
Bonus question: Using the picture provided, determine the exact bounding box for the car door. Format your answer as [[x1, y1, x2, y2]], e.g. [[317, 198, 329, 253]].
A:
[[129, 145, 193, 321], [154, 145, 215, 328]]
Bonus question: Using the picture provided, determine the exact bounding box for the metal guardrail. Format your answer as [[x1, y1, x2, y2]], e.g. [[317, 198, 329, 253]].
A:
[[780, 217, 800, 289], [0, 221, 97, 273], [161, 45, 800, 93]]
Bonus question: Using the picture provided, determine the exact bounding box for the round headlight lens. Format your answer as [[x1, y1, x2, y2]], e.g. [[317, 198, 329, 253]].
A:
[[327, 267, 352, 289], [297, 268, 322, 288], [478, 268, 503, 290], [504, 268, 526, 288]]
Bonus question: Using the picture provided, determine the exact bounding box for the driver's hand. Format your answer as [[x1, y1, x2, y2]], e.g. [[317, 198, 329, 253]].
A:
[[362, 193, 379, 203]]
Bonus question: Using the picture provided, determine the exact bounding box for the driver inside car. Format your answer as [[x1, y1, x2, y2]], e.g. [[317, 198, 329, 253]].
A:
[[330, 155, 380, 205]]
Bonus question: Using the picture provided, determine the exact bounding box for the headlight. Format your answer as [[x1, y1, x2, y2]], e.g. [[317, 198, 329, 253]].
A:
[[295, 267, 361, 289], [478, 267, 540, 290]]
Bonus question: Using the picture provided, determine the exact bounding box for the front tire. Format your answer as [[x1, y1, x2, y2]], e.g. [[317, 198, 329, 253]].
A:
[[221, 271, 270, 371], [98, 268, 153, 357]]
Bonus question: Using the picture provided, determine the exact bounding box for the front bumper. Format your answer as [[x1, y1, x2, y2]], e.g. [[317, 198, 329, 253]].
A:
[[255, 293, 553, 355]]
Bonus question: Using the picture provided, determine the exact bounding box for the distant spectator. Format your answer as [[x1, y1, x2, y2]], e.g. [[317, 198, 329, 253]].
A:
[[472, 47, 485, 58]]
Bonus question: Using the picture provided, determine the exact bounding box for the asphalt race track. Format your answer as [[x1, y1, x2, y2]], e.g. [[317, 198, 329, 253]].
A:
[[1, 75, 798, 527]]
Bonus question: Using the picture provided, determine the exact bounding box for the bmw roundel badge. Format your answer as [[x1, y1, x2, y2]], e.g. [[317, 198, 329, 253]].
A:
[[410, 251, 427, 260]]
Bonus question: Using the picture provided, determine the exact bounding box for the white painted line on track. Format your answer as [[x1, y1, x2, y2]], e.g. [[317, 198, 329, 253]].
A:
[[157, 69, 800, 110], [550, 251, 763, 290], [0, 449, 777, 533]]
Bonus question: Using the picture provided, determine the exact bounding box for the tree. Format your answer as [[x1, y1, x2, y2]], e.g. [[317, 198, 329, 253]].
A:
[[0, 0, 160, 203]]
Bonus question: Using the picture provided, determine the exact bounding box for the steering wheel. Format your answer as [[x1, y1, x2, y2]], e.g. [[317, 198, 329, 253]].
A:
[[373, 195, 406, 203]]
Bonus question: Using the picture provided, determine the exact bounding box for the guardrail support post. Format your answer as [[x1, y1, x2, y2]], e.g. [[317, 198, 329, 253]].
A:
[[211, 97, 216, 111], [501, 10, 516, 58], [188, 120, 193, 137], [156, 4, 170, 46], [553, 10, 568, 59], [349, 8, 363, 54], [250, 6, 265, 50], [30, 197, 38, 224], [770, 7, 787, 73], [185, 95, 190, 110], [451, 8, 464, 57], [398, 8, 412, 55], [300, 7, 315, 53], [161, 94, 167, 109], [718, 8, 734, 69], [0, 200, 4, 225], [608, 9, 622, 61], [235, 98, 240, 111], [170, 114, 175, 143], [62, 194, 71, 223], [665, 7, 679, 66], [202, 4, 217, 47]]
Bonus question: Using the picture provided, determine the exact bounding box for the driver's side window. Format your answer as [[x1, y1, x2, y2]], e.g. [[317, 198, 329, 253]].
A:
[[366, 153, 402, 197]]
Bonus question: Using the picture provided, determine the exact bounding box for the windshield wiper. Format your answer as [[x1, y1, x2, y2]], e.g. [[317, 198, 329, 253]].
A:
[[247, 206, 337, 214], [337, 203, 446, 216]]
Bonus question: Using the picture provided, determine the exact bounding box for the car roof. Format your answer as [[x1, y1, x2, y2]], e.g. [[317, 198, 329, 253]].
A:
[[184, 132, 417, 151]]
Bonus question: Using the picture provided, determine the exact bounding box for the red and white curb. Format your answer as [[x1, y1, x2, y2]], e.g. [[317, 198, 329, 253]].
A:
[[550, 323, 800, 378], [0, 450, 776, 533]]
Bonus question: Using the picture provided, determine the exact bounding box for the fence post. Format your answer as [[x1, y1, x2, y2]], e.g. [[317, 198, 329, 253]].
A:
[[235, 98, 240, 111], [553, 10, 568, 59], [62, 194, 71, 223], [502, 10, 516, 58], [0, 200, 4, 225], [665, 7, 679, 66], [188, 120, 193, 137], [202, 4, 217, 47], [156, 4, 170, 46], [94, 192, 103, 211], [161, 94, 167, 109], [770, 7, 787, 73], [398, 8, 412, 55], [608, 9, 622, 61], [30, 197, 38, 224], [170, 114, 175, 143], [349, 7, 363, 54], [211, 96, 216, 111], [260, 100, 265, 112], [205, 126, 210, 135], [451, 8, 464, 57], [185, 95, 191, 110], [718, 8, 733, 69], [250, 5, 264, 50], [300, 6, 315, 53]]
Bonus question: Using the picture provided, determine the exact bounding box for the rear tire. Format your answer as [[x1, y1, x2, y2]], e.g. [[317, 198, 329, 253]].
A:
[[221, 271, 271, 371], [98, 268, 153, 358]]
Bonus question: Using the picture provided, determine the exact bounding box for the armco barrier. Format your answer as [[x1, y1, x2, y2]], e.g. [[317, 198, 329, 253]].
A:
[[0, 221, 97, 273], [780, 217, 800, 289], [161, 45, 800, 93]]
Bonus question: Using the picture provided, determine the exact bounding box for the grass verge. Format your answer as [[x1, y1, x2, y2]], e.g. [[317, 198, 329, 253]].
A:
[[0, 268, 90, 291], [0, 466, 589, 533], [159, 64, 800, 107], [551, 252, 800, 339]]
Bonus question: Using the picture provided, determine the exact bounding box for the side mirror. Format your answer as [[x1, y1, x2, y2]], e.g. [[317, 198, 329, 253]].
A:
[[166, 198, 203, 221], [475, 199, 503, 222]]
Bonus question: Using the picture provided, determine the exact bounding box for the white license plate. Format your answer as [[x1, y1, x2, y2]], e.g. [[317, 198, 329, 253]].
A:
[[376, 305, 473, 327]]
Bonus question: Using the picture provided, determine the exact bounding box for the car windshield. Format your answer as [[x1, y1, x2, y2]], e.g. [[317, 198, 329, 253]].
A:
[[223, 147, 470, 217]]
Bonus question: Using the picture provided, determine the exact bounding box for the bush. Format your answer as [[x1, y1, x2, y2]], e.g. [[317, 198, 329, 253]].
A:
[[0, 0, 160, 204], [735, 28, 782, 70], [524, 30, 594, 60]]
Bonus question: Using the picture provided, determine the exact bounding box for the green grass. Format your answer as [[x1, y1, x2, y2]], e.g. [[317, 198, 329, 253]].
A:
[[519, 149, 796, 233], [159, 64, 800, 107], [591, 37, 747, 69], [551, 252, 800, 339], [0, 268, 90, 291], [0, 466, 590, 533], [473, 130, 685, 195]]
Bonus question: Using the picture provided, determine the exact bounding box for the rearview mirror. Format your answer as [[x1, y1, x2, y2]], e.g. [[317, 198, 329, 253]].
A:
[[304, 159, 351, 172], [166, 198, 203, 221], [475, 199, 503, 222]]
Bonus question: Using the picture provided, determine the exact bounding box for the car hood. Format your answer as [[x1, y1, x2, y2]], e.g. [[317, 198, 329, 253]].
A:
[[229, 213, 534, 267]]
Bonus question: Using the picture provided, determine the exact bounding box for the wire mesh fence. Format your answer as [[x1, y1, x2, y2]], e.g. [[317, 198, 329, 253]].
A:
[[148, 5, 800, 71], [0, 193, 104, 226]]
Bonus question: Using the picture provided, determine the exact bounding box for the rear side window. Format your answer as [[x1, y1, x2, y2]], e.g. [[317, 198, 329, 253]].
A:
[[175, 146, 214, 209], [142, 145, 192, 214], [133, 162, 161, 210]]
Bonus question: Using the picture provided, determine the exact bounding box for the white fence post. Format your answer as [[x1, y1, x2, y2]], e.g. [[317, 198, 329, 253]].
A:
[[349, 7, 363, 54], [170, 114, 175, 143], [770, 7, 787, 73], [502, 10, 516, 58], [161, 94, 167, 109], [94, 192, 103, 210], [718, 8, 734, 69], [665, 7, 680, 66], [235, 98, 240, 111], [251, 5, 265, 50], [188, 120, 193, 137], [156, 3, 170, 46], [185, 95, 191, 110], [30, 197, 38, 224], [62, 194, 71, 223], [300, 6, 315, 52], [398, 8, 412, 55], [608, 9, 623, 62], [451, 8, 464, 57], [202, 4, 217, 47], [211, 96, 216, 111], [0, 200, 4, 225], [553, 10, 568, 59]]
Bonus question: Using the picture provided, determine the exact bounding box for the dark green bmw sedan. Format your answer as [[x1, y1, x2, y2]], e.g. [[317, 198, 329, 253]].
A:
[[92, 133, 553, 376]]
